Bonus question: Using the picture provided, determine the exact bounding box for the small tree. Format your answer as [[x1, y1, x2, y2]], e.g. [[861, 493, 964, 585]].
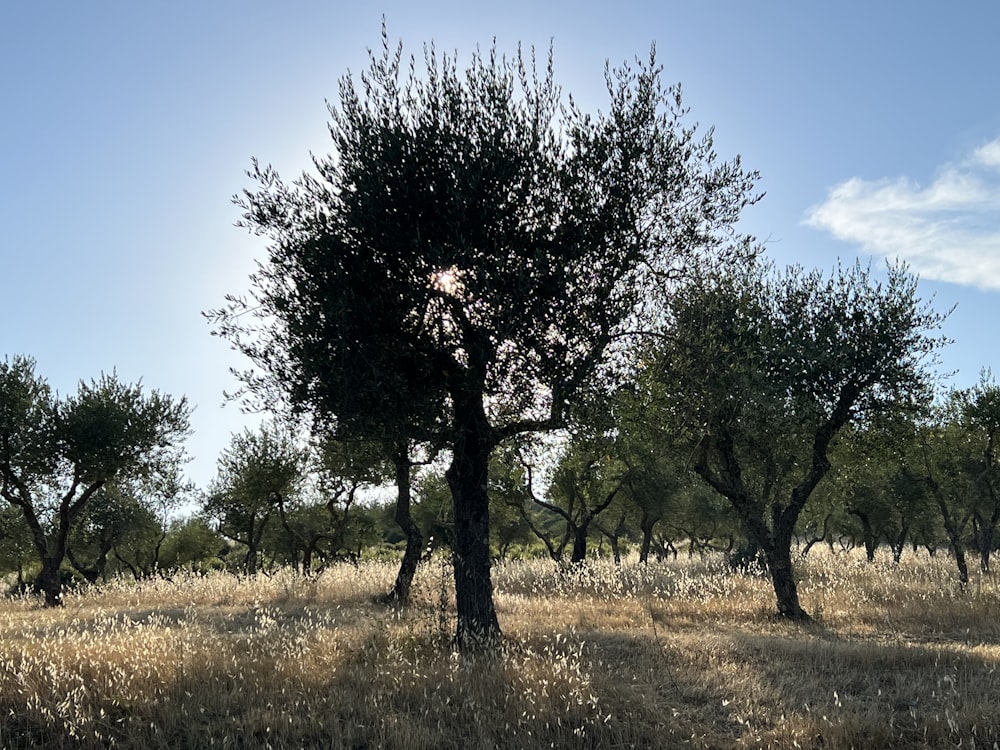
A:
[[522, 425, 631, 564], [274, 437, 385, 573], [0, 356, 191, 605], [655, 261, 947, 619], [204, 424, 304, 574], [913, 392, 987, 584], [160, 516, 228, 572], [68, 464, 194, 581], [67, 484, 162, 582], [959, 374, 1000, 572]]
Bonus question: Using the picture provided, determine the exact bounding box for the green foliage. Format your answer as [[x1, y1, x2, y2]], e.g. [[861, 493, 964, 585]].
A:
[[410, 472, 454, 549], [208, 32, 761, 481], [0, 355, 191, 604], [0, 505, 33, 576], [159, 516, 228, 572], [655, 260, 948, 617], [67, 484, 162, 582], [203, 423, 304, 574], [910, 375, 1000, 579]]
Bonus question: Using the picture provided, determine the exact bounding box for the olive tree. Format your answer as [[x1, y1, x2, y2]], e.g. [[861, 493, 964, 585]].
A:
[[204, 424, 304, 574], [515, 413, 632, 564], [0, 356, 191, 605], [655, 261, 947, 619], [274, 437, 386, 573], [208, 31, 759, 649], [958, 374, 1000, 572], [911, 383, 1000, 583]]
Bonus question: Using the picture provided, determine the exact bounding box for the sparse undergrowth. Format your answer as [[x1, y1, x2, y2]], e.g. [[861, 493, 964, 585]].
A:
[[1, 550, 999, 748]]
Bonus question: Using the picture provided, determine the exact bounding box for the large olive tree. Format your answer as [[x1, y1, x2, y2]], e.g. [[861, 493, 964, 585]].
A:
[[656, 261, 947, 619], [0, 355, 191, 605], [208, 31, 759, 649]]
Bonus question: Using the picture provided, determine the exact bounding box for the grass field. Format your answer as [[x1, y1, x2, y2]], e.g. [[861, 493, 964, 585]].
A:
[[1, 549, 999, 749]]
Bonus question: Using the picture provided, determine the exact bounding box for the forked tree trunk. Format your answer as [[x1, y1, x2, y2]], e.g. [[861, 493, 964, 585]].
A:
[[891, 520, 910, 565], [446, 392, 501, 652], [11, 481, 103, 607], [931, 488, 971, 587], [848, 508, 879, 562]]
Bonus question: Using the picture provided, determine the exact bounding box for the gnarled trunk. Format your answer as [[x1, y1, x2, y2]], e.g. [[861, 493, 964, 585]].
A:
[[848, 508, 879, 562], [762, 537, 808, 620], [446, 390, 501, 652], [569, 523, 589, 564], [38, 557, 64, 608]]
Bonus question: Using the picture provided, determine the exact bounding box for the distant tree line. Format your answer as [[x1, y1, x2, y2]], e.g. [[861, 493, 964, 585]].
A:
[[2, 363, 996, 614]]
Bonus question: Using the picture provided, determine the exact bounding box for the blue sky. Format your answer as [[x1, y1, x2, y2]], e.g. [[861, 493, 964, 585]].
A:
[[3, 1, 999, 488]]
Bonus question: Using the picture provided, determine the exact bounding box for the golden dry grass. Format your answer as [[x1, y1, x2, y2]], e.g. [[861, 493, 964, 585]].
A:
[[1, 549, 1000, 748]]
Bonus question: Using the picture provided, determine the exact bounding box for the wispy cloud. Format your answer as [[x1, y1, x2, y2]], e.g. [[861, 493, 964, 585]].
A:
[[805, 138, 1000, 290]]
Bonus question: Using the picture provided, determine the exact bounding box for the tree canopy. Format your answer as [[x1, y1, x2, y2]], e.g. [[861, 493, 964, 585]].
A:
[[0, 355, 191, 604]]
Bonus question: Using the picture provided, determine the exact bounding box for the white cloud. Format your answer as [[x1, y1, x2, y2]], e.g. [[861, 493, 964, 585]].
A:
[[805, 138, 1000, 290], [975, 139, 1000, 170]]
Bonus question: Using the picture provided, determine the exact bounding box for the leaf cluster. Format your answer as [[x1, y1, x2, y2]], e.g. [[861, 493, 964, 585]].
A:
[[208, 29, 761, 446], [0, 356, 192, 512]]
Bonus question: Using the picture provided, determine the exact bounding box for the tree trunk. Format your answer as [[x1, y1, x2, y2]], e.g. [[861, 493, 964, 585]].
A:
[[639, 515, 655, 564], [446, 392, 501, 652], [891, 520, 910, 565], [569, 523, 588, 564], [9, 481, 102, 607], [38, 556, 63, 607], [941, 512, 969, 585], [848, 508, 878, 562], [933, 493, 970, 586], [954, 543, 970, 586], [385, 451, 423, 606], [763, 537, 809, 620], [981, 525, 994, 574], [975, 504, 999, 574], [245, 542, 259, 575], [609, 534, 621, 566]]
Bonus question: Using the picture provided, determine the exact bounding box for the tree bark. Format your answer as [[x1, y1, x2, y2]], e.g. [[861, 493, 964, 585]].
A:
[[929, 482, 971, 586], [980, 524, 995, 574], [569, 523, 589, 564], [762, 530, 809, 620], [848, 508, 878, 562], [446, 390, 501, 652], [891, 520, 910, 565], [384, 450, 423, 606], [639, 514, 655, 564], [6, 479, 102, 606], [38, 557, 64, 607]]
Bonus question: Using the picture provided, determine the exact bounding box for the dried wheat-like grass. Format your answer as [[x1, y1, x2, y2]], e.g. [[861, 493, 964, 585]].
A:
[[1, 549, 999, 748]]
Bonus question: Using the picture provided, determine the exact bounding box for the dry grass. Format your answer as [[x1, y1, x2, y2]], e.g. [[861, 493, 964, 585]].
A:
[[2, 549, 1000, 748]]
